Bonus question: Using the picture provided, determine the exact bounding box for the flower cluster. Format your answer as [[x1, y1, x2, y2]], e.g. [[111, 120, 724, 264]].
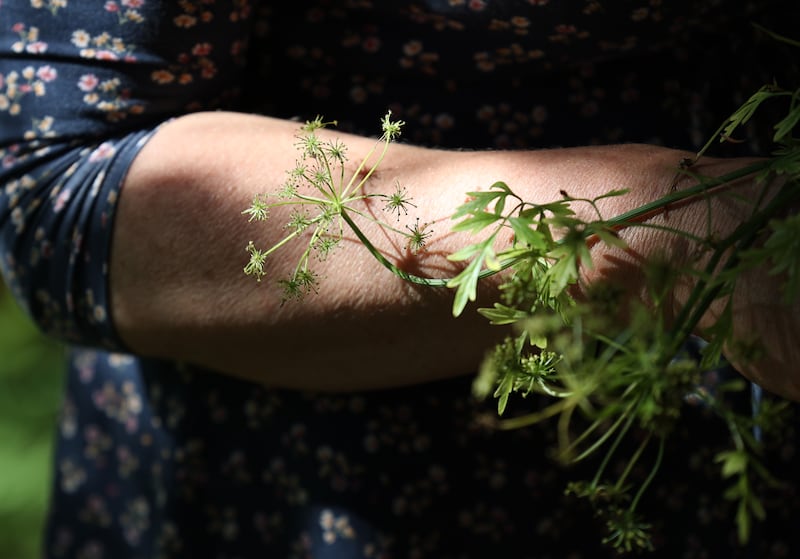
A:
[[243, 111, 436, 301]]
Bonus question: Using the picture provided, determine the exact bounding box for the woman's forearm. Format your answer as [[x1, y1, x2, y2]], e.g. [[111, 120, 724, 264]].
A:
[[111, 111, 796, 395], [111, 111, 524, 390]]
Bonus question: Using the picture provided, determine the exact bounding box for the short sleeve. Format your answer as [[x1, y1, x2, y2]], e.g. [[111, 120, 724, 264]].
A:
[[0, 0, 254, 349]]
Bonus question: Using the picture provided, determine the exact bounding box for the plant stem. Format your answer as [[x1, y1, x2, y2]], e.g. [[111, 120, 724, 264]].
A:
[[498, 397, 573, 430], [629, 436, 665, 512], [571, 404, 638, 463], [590, 400, 640, 487], [339, 208, 514, 286], [606, 161, 769, 231], [615, 432, 652, 493]]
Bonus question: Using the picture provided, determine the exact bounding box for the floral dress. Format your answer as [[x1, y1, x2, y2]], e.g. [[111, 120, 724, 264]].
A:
[[1, 1, 799, 558]]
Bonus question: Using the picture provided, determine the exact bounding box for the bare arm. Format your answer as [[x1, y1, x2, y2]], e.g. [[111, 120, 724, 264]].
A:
[[110, 111, 799, 398]]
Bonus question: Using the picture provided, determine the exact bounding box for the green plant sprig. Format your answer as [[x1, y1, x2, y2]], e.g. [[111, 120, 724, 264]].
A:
[[465, 81, 799, 551]]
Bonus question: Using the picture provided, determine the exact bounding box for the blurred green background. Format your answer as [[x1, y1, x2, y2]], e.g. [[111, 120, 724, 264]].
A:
[[0, 280, 65, 559]]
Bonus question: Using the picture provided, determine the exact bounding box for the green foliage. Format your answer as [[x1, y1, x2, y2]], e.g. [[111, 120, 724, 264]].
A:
[[466, 76, 799, 550], [0, 284, 65, 559]]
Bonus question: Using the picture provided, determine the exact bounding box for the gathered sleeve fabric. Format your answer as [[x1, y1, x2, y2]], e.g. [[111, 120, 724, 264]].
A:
[[0, 0, 254, 349]]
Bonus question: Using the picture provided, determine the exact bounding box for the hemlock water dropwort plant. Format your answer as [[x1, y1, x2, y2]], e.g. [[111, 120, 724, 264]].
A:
[[243, 66, 800, 552]]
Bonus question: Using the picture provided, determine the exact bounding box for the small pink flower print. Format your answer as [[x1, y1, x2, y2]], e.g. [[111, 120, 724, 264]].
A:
[[96, 50, 119, 61], [78, 74, 99, 91], [2, 155, 17, 169], [191, 42, 212, 56], [174, 14, 197, 28], [54, 188, 71, 212], [88, 142, 116, 162], [122, 0, 144, 7], [36, 65, 57, 82], [105, 1, 119, 12], [511, 16, 531, 28], [151, 69, 175, 84], [200, 64, 217, 79], [468, 0, 486, 10], [26, 41, 48, 53], [403, 40, 423, 56], [11, 22, 25, 33]]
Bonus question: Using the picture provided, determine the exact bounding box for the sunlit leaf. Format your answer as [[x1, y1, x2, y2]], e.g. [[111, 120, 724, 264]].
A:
[[478, 303, 531, 325], [508, 216, 548, 250], [451, 210, 501, 233]]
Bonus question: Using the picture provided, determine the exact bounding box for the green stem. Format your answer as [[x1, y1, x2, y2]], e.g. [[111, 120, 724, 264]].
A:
[[339, 208, 514, 287], [341, 138, 391, 199], [618, 220, 709, 245], [345, 205, 414, 238], [261, 227, 306, 258], [629, 436, 665, 513], [606, 161, 769, 230], [570, 401, 639, 463], [590, 399, 640, 488], [294, 224, 326, 277], [498, 397, 573, 430], [615, 432, 652, 492], [557, 331, 642, 459], [268, 197, 328, 207], [302, 161, 337, 200]]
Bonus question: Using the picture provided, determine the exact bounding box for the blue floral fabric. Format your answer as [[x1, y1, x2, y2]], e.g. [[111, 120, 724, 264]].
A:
[[1, 1, 799, 558]]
